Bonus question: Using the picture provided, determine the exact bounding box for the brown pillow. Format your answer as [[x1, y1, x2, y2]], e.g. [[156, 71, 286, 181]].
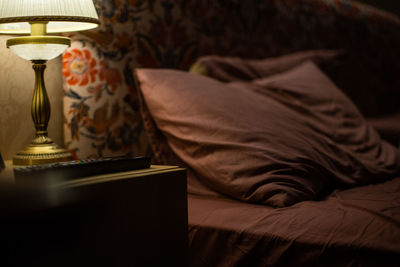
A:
[[143, 50, 340, 167], [136, 70, 224, 197], [189, 49, 340, 82], [135, 61, 400, 207]]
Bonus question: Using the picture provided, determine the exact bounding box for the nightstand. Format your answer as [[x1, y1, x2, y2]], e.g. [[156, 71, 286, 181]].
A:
[[0, 162, 188, 267]]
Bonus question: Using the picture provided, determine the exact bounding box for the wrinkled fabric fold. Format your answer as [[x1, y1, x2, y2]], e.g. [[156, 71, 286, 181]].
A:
[[188, 176, 400, 267]]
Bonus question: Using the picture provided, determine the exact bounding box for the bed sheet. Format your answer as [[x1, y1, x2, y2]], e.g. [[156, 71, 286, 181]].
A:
[[188, 176, 400, 267]]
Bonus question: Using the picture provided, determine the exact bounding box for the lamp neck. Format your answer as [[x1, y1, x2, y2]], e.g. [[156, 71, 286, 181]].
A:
[[31, 60, 52, 145], [30, 22, 48, 36]]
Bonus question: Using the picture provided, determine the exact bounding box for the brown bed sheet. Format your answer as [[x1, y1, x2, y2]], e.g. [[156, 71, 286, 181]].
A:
[[188, 176, 400, 267]]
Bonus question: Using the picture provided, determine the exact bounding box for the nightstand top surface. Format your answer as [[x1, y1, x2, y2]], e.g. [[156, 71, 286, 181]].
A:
[[0, 160, 184, 188]]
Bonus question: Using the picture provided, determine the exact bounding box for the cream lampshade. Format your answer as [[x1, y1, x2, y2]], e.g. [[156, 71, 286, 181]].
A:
[[0, 0, 99, 33], [0, 0, 99, 165]]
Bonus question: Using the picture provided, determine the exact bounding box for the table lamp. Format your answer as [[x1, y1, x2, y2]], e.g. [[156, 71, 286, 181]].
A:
[[0, 0, 99, 165]]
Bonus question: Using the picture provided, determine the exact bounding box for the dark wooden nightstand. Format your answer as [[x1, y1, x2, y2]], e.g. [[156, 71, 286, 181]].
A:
[[0, 162, 188, 267]]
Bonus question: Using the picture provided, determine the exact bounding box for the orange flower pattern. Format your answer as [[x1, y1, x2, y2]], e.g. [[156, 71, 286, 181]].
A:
[[63, 49, 100, 86]]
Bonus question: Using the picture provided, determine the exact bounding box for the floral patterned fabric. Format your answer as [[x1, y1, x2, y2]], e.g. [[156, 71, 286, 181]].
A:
[[62, 0, 400, 159]]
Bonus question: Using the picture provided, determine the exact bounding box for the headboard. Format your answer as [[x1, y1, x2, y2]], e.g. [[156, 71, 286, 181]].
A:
[[62, 0, 400, 159]]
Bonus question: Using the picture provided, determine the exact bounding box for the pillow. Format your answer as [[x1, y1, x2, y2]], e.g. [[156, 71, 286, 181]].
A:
[[189, 49, 341, 82], [137, 74, 222, 197], [144, 50, 340, 166], [135, 61, 400, 207], [190, 50, 400, 118]]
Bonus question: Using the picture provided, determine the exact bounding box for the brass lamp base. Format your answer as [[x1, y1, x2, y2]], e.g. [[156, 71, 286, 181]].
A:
[[10, 58, 73, 166], [13, 142, 72, 166]]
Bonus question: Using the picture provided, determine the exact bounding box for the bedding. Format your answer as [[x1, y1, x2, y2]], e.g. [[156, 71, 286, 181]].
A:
[[188, 175, 400, 267], [190, 51, 400, 147], [189, 49, 341, 82], [134, 61, 400, 207], [138, 48, 343, 166], [189, 48, 400, 119]]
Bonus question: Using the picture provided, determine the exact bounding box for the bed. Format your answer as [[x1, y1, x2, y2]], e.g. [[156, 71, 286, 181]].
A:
[[62, 0, 400, 266], [134, 55, 400, 266]]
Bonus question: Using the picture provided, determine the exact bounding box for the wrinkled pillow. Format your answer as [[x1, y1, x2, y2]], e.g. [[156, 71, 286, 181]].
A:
[[190, 50, 400, 118], [135, 61, 400, 207], [137, 70, 223, 197], [143, 50, 340, 166], [189, 49, 340, 82]]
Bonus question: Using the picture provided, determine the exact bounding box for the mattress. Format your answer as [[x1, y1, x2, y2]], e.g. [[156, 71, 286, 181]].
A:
[[188, 176, 400, 267]]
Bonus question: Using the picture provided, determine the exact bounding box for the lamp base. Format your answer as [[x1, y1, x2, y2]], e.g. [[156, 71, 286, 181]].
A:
[[13, 141, 72, 166]]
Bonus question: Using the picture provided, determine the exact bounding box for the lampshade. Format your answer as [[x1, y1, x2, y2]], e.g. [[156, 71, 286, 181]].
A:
[[0, 0, 99, 34]]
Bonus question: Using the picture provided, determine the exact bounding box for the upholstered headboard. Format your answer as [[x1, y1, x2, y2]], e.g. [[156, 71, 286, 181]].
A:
[[62, 0, 400, 159]]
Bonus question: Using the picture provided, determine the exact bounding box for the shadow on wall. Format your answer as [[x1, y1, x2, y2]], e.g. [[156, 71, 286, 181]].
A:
[[0, 36, 64, 160]]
